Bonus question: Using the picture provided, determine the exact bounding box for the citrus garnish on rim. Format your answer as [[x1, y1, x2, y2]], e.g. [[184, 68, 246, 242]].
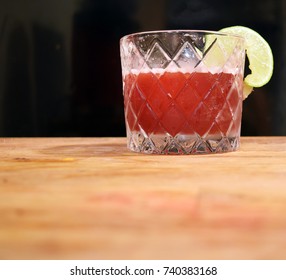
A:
[[219, 26, 274, 99]]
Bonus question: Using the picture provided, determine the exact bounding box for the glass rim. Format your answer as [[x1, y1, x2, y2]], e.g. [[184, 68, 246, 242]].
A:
[[120, 29, 245, 42]]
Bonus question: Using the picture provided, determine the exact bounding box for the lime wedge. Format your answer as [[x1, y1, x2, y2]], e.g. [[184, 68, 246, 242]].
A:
[[219, 26, 273, 98]]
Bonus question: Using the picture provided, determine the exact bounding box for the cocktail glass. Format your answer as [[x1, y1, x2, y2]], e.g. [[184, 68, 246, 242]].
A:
[[120, 30, 245, 154]]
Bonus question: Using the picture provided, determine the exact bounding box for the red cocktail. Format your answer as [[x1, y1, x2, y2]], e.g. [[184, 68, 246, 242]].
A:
[[120, 31, 245, 154], [124, 71, 242, 137]]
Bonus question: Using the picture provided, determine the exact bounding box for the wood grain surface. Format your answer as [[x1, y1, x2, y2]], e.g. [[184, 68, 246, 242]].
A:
[[0, 137, 286, 260]]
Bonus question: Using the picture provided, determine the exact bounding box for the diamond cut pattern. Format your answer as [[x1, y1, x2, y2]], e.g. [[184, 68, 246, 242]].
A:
[[121, 32, 245, 154], [145, 40, 171, 69], [173, 41, 202, 69], [160, 104, 186, 136]]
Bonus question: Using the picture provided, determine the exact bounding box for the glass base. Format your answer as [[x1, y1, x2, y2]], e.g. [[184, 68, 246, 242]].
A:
[[127, 132, 240, 155]]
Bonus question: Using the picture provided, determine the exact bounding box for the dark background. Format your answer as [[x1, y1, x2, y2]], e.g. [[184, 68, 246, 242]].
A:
[[0, 0, 284, 137]]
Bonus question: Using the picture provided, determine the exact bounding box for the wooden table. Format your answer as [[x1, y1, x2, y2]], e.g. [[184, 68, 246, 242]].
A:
[[0, 137, 286, 260]]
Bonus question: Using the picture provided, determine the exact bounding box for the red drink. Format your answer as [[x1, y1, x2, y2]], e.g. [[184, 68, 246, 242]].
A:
[[120, 30, 245, 154], [124, 71, 242, 140]]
